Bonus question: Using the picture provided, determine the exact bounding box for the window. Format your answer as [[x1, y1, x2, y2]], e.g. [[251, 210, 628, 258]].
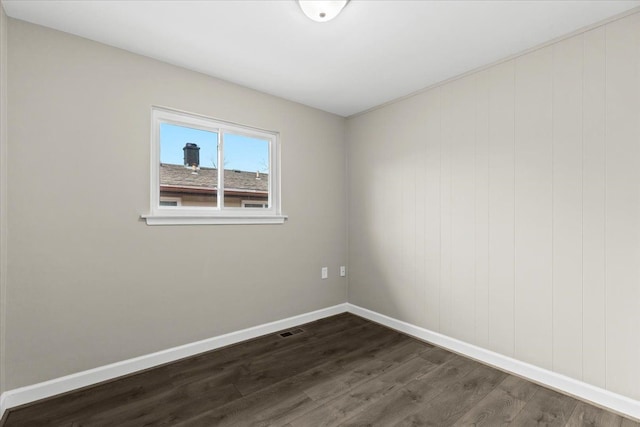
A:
[[143, 107, 285, 225]]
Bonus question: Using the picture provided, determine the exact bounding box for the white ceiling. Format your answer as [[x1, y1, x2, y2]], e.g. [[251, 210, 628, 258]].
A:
[[4, 1, 640, 117]]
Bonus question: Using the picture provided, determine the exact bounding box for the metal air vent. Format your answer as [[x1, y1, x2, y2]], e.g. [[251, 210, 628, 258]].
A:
[[279, 328, 305, 338]]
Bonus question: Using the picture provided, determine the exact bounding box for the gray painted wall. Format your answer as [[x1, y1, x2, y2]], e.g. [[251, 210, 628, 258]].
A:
[[0, 1, 7, 395], [347, 12, 640, 401], [6, 19, 347, 390]]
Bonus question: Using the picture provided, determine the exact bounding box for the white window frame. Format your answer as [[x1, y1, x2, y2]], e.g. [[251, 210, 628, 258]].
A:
[[142, 106, 286, 225]]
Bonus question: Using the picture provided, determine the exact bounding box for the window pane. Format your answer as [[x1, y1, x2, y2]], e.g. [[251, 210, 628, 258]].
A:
[[223, 133, 269, 208], [159, 123, 218, 208]]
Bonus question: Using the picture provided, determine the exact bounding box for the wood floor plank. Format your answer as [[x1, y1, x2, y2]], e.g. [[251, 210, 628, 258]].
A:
[[566, 401, 640, 427], [377, 338, 433, 363], [300, 340, 444, 407], [392, 364, 508, 427], [452, 387, 527, 426], [511, 387, 579, 427], [566, 402, 626, 427], [302, 351, 400, 403], [290, 356, 440, 427], [289, 346, 461, 427], [498, 375, 542, 402], [85, 382, 241, 427], [328, 355, 483, 427], [419, 346, 459, 365]]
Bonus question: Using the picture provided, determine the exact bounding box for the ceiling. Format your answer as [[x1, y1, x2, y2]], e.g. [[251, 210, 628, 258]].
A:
[[4, 1, 640, 117]]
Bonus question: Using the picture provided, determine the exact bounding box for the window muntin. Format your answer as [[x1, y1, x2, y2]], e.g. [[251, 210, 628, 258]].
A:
[[145, 107, 284, 225]]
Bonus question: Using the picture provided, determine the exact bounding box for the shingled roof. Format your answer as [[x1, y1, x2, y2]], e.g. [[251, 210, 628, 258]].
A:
[[160, 163, 268, 194]]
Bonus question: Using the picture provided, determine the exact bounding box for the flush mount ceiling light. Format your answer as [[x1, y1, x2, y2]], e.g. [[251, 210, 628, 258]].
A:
[[298, 0, 349, 23]]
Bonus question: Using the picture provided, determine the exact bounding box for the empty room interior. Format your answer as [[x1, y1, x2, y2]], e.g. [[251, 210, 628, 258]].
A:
[[2, 0, 640, 425]]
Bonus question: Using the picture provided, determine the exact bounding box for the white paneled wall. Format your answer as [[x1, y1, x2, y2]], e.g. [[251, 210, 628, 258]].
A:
[[423, 90, 442, 332], [552, 33, 584, 382], [473, 71, 490, 350], [487, 61, 515, 358], [514, 46, 554, 371], [605, 14, 640, 399], [347, 13, 640, 400], [582, 26, 607, 389]]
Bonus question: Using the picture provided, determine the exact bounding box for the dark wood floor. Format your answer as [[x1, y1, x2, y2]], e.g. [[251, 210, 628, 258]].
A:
[[3, 313, 639, 426]]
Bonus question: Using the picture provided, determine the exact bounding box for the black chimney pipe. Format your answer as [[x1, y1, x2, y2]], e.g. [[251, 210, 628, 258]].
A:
[[183, 143, 200, 168]]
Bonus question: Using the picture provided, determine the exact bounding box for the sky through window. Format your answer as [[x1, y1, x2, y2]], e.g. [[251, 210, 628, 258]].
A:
[[160, 123, 269, 173]]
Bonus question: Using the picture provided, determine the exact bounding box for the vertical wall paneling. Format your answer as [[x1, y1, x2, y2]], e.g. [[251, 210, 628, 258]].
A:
[[424, 89, 442, 331], [514, 46, 554, 370], [474, 71, 490, 348], [347, 11, 640, 403], [552, 35, 584, 379], [390, 116, 404, 319], [449, 76, 476, 344], [414, 97, 427, 328], [604, 14, 640, 400], [581, 26, 607, 389], [487, 60, 516, 357], [439, 85, 453, 336], [378, 113, 400, 315], [398, 99, 418, 325]]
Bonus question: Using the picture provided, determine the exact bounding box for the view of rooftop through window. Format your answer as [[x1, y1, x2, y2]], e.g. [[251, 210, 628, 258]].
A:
[[158, 123, 270, 209]]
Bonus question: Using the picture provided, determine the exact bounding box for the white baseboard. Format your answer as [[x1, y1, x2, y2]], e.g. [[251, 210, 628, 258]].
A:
[[0, 303, 348, 419], [346, 303, 640, 421], [2, 302, 639, 423]]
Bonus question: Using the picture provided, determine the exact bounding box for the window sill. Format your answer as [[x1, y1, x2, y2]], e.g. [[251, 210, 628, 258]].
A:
[[141, 214, 288, 226]]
